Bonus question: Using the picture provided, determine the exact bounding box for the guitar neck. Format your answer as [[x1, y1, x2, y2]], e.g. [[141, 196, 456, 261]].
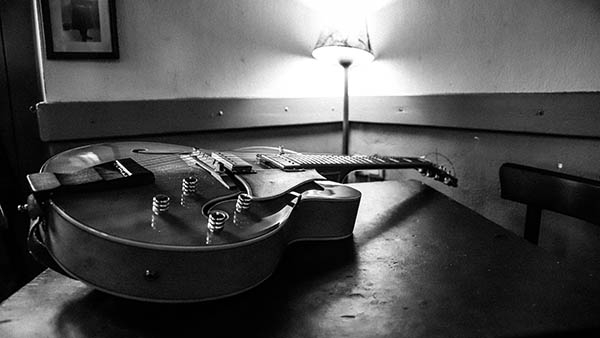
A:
[[257, 153, 430, 171], [255, 153, 458, 187]]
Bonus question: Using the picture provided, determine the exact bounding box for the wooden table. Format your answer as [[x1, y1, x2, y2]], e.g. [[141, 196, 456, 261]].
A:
[[1, 180, 599, 337]]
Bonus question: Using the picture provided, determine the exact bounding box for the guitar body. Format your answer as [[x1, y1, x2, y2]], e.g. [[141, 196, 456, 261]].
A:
[[34, 142, 362, 302]]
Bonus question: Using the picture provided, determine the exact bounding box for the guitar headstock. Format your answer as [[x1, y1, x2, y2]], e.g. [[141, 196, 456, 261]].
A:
[[417, 161, 458, 187]]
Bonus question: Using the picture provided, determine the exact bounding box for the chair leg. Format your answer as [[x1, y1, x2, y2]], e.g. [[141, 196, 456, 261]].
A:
[[524, 206, 542, 245]]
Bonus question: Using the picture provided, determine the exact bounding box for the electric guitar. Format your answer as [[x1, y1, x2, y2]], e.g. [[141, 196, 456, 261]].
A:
[[23, 141, 457, 302]]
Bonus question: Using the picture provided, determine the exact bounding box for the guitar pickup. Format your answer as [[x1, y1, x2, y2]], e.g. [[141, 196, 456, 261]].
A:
[[256, 154, 303, 171], [211, 152, 254, 174]]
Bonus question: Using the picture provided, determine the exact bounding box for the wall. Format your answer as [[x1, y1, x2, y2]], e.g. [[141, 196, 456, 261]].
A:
[[39, 0, 334, 101], [39, 0, 600, 101], [367, 0, 600, 95]]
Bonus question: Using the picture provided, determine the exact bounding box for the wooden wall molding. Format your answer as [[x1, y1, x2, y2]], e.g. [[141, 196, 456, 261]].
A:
[[352, 92, 600, 138], [36, 92, 600, 141], [36, 98, 341, 141]]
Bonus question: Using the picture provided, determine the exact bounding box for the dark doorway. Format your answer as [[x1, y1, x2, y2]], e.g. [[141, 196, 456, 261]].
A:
[[0, 0, 46, 300]]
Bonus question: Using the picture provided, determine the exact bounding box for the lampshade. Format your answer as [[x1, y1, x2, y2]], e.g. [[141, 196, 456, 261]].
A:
[[312, 21, 374, 67]]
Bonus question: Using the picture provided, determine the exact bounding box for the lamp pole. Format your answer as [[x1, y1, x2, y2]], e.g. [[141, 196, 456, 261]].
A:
[[340, 61, 351, 155]]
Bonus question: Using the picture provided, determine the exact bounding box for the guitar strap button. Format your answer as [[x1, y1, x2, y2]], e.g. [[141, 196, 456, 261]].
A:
[[144, 269, 160, 281]]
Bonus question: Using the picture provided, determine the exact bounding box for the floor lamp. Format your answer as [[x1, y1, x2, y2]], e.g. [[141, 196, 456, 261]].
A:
[[312, 22, 374, 155]]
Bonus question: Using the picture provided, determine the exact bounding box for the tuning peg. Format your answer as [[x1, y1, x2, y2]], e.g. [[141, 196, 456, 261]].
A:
[[17, 204, 28, 213]]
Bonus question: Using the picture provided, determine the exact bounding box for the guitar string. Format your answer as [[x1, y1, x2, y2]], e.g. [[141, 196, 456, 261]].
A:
[[99, 153, 455, 183], [135, 157, 180, 166], [84, 150, 454, 185], [131, 153, 435, 171], [134, 156, 185, 167], [135, 154, 229, 168], [133, 154, 406, 168]]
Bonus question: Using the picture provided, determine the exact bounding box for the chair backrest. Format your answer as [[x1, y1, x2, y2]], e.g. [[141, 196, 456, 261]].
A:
[[499, 162, 600, 244]]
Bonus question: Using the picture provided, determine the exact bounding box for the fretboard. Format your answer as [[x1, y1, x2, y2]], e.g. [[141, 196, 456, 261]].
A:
[[256, 153, 431, 171]]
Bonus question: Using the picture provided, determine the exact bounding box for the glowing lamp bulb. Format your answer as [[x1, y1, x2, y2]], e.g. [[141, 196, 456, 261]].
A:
[[312, 19, 374, 67]]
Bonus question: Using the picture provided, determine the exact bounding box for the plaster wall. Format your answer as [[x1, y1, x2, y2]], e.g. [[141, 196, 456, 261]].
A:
[[39, 0, 600, 102]]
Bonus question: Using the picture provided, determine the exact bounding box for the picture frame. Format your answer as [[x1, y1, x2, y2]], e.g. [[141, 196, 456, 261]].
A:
[[40, 0, 119, 59]]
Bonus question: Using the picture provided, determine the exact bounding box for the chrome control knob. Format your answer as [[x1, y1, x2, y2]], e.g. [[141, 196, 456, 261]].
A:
[[235, 193, 252, 212], [152, 194, 170, 215], [207, 210, 228, 232], [182, 176, 198, 195]]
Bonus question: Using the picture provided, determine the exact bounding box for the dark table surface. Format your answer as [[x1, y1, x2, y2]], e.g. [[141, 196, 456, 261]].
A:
[[1, 180, 600, 338]]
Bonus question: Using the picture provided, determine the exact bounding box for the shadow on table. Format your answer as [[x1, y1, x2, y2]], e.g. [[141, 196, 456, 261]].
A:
[[53, 237, 358, 338], [353, 186, 437, 246]]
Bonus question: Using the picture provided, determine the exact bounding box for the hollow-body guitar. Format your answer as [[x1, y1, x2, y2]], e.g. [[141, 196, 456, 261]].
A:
[[24, 142, 456, 302]]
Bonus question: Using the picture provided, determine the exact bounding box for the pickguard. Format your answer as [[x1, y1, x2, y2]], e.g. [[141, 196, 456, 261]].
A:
[[235, 169, 326, 200]]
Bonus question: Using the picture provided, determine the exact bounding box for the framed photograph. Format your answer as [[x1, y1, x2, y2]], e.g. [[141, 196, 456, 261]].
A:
[[40, 0, 119, 59]]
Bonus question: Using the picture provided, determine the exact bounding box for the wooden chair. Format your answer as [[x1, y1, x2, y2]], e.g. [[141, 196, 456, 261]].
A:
[[499, 163, 600, 245]]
